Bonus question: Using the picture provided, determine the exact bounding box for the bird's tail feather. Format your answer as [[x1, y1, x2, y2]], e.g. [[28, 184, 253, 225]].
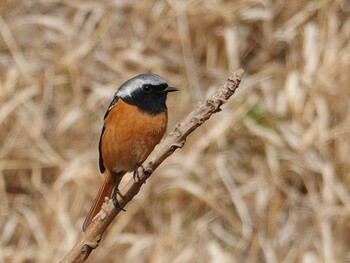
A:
[[82, 170, 124, 231]]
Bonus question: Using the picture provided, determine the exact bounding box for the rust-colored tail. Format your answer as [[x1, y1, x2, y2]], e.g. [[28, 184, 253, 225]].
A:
[[82, 170, 124, 231]]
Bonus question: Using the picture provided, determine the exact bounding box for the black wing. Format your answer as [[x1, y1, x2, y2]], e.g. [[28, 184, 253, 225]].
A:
[[98, 95, 119, 173]]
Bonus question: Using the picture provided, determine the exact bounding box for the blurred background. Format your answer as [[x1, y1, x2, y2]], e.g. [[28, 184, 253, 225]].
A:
[[1, 0, 349, 262]]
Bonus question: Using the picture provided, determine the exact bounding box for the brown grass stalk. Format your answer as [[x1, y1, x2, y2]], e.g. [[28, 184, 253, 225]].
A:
[[59, 69, 244, 263]]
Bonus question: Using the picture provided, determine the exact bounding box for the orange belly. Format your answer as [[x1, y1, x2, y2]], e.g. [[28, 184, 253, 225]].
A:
[[101, 99, 167, 173]]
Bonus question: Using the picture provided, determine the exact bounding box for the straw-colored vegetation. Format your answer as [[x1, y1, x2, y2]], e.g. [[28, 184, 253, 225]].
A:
[[1, 0, 349, 262]]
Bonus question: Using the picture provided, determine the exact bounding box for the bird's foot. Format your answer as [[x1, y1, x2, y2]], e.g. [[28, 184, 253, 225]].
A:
[[112, 187, 126, 211]]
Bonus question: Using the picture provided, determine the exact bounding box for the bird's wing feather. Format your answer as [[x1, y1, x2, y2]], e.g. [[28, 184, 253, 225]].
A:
[[99, 95, 119, 173]]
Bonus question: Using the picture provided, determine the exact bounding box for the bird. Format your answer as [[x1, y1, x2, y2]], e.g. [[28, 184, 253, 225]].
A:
[[82, 73, 177, 231]]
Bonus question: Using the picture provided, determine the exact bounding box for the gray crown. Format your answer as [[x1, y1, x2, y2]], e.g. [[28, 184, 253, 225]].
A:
[[117, 73, 167, 98]]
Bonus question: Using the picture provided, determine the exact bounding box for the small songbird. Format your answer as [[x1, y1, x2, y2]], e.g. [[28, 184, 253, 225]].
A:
[[83, 73, 177, 231]]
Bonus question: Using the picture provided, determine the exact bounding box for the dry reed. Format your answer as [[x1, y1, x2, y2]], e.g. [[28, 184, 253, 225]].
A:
[[0, 0, 349, 262]]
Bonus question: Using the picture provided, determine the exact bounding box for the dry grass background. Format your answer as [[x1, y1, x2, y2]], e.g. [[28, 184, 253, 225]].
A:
[[0, 0, 349, 262]]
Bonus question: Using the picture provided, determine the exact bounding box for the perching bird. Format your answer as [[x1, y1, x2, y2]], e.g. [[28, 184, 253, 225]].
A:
[[83, 73, 177, 231]]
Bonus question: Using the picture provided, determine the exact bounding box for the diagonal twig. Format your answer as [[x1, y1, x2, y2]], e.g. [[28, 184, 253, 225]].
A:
[[60, 69, 244, 263]]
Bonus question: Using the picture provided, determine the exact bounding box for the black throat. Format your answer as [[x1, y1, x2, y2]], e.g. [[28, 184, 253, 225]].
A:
[[121, 93, 167, 115]]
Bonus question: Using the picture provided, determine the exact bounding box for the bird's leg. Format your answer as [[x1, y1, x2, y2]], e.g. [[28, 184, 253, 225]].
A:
[[111, 186, 126, 211]]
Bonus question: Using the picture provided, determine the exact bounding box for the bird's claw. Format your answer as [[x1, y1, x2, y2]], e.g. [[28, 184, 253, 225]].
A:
[[112, 187, 126, 211]]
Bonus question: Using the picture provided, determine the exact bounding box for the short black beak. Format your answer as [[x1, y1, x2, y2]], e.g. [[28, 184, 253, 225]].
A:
[[164, 86, 178, 93]]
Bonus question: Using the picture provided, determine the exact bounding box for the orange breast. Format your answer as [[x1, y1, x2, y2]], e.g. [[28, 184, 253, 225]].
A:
[[101, 99, 167, 173]]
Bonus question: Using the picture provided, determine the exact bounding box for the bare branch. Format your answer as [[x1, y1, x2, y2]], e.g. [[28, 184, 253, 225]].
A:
[[60, 69, 244, 263]]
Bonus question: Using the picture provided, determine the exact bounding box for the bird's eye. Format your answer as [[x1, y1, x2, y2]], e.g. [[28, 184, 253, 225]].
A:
[[143, 85, 151, 92]]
